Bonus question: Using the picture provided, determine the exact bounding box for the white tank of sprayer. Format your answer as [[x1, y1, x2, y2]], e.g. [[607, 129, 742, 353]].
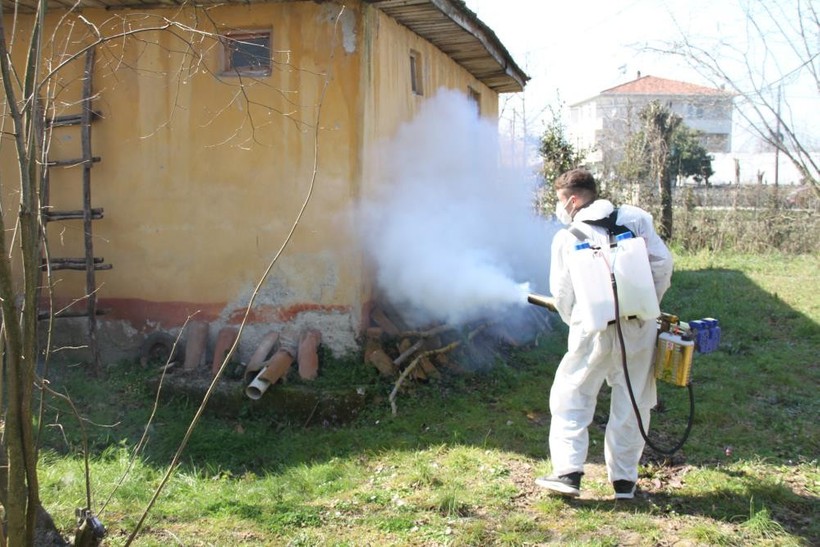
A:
[[567, 241, 615, 332], [611, 232, 661, 320]]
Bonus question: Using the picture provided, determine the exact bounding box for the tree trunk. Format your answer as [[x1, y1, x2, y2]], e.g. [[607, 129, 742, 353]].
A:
[[0, 0, 49, 541], [0, 212, 45, 547], [659, 168, 674, 240]]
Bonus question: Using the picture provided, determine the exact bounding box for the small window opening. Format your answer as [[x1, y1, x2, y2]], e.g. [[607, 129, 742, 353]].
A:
[[222, 30, 272, 76], [410, 50, 424, 96], [468, 86, 481, 115]]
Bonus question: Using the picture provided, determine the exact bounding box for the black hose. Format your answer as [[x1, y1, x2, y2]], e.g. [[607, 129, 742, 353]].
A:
[[611, 274, 694, 455]]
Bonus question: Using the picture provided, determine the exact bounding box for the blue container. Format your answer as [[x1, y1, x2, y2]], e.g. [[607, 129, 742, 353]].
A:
[[689, 320, 707, 352], [704, 318, 721, 353], [691, 317, 720, 353]]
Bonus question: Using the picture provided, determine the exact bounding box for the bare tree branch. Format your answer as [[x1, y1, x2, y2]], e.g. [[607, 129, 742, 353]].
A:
[[647, 0, 819, 192]]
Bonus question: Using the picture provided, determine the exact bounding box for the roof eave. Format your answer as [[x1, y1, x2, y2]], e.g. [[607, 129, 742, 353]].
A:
[[364, 0, 529, 93]]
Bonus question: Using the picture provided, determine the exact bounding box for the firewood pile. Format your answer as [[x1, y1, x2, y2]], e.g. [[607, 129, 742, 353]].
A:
[[362, 300, 554, 414]]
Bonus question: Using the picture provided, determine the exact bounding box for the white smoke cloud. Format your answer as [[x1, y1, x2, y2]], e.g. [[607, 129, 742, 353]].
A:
[[361, 89, 555, 327]]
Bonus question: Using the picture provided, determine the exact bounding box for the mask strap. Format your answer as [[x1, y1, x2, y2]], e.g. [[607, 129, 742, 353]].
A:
[[565, 197, 575, 218]]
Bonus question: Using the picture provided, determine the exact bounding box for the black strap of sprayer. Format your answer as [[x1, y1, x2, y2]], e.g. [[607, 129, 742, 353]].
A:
[[611, 273, 694, 455], [582, 210, 635, 244]]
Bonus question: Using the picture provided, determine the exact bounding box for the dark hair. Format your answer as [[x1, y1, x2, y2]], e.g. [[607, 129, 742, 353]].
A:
[[553, 168, 597, 200]]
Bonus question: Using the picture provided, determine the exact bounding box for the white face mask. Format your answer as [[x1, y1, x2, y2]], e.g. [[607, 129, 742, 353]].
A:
[[554, 199, 573, 225]]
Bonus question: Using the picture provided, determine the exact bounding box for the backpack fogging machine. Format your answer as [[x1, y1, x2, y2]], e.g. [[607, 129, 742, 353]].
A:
[[524, 210, 725, 454], [526, 289, 720, 455]]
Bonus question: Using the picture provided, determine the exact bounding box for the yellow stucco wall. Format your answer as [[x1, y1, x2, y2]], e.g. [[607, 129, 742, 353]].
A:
[[4, 2, 364, 327], [0, 0, 504, 357]]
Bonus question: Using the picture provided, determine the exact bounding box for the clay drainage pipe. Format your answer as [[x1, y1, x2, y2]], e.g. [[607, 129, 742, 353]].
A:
[[245, 349, 294, 400]]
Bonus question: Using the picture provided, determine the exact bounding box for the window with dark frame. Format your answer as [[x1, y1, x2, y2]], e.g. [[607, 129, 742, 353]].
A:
[[222, 30, 272, 76], [410, 50, 424, 96], [468, 86, 481, 115]]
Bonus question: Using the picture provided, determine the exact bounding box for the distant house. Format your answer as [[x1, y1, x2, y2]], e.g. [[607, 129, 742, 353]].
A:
[[569, 74, 734, 170], [0, 0, 527, 363]]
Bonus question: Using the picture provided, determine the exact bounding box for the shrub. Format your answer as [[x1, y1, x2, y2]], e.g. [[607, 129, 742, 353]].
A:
[[669, 184, 819, 254]]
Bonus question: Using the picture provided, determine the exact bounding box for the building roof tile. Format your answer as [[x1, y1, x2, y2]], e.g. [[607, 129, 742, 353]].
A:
[[601, 75, 728, 96]]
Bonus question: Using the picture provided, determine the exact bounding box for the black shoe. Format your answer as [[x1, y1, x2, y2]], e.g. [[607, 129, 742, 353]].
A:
[[613, 480, 636, 499], [535, 472, 582, 497]]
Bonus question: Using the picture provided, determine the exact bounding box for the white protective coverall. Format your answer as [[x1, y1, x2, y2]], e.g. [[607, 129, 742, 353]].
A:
[[548, 199, 674, 483]]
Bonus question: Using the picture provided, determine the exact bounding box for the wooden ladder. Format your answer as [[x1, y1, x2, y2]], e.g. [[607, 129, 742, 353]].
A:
[[40, 47, 112, 370]]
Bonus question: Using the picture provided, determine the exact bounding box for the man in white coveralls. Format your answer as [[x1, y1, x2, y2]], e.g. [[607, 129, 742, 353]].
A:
[[536, 168, 674, 499]]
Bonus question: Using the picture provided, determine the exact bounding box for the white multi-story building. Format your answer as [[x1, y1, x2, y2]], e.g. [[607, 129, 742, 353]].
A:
[[569, 74, 735, 171]]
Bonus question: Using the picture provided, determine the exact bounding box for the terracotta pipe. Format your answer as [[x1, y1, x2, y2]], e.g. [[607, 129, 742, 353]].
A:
[[297, 328, 322, 380], [244, 331, 281, 383], [249, 331, 280, 368], [211, 327, 239, 377], [183, 321, 209, 372], [245, 349, 294, 400]]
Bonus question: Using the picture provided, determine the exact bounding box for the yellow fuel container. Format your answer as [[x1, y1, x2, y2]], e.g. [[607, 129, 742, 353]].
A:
[[654, 331, 694, 387]]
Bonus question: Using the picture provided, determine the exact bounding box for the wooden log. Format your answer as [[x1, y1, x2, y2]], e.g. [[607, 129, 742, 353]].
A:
[[419, 356, 441, 379], [394, 338, 424, 367], [402, 324, 453, 338], [434, 351, 465, 374], [370, 306, 400, 336], [389, 323, 489, 415], [364, 333, 397, 377], [390, 338, 463, 415], [369, 349, 397, 377]]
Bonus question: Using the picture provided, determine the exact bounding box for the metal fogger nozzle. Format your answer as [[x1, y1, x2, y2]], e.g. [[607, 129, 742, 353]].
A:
[[527, 293, 557, 312]]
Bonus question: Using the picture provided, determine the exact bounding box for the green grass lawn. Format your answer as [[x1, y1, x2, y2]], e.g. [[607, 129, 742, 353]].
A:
[[37, 251, 819, 546]]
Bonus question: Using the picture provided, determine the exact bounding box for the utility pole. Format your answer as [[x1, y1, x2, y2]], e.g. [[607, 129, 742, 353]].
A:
[[774, 84, 781, 187]]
